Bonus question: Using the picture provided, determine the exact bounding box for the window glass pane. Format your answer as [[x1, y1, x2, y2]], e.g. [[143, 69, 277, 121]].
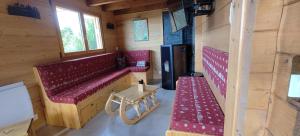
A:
[[83, 14, 103, 50], [288, 56, 300, 98], [56, 7, 85, 53]]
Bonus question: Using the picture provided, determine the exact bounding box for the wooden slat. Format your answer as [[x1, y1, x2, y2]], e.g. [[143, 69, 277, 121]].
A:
[[272, 54, 293, 101], [268, 96, 297, 136], [194, 16, 203, 72], [244, 109, 267, 136], [250, 31, 277, 73], [254, 0, 283, 31], [277, 1, 300, 54], [224, 0, 257, 135], [114, 3, 167, 15], [87, 0, 126, 6], [103, 0, 165, 11]]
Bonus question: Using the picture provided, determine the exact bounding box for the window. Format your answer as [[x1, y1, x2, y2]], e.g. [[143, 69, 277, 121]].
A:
[[83, 14, 103, 50], [55, 7, 103, 54], [288, 56, 300, 98]]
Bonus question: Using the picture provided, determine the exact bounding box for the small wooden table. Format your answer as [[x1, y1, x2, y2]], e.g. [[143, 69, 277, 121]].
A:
[[105, 85, 160, 125]]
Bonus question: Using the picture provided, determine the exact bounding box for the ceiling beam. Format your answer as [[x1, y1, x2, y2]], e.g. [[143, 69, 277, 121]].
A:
[[102, 0, 165, 11], [87, 0, 126, 6], [114, 2, 167, 15]]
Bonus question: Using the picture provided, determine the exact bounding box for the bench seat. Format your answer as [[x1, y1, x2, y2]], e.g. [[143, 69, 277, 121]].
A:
[[34, 50, 153, 128], [50, 68, 131, 104], [170, 77, 224, 136], [126, 66, 150, 72]]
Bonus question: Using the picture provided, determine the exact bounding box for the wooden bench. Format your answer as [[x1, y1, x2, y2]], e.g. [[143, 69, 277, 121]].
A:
[[166, 46, 229, 136], [33, 50, 152, 129], [166, 77, 224, 136]]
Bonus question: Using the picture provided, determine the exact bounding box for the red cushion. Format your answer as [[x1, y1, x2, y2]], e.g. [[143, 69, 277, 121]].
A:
[[49, 68, 130, 104], [203, 46, 228, 97], [127, 66, 149, 72], [36, 53, 118, 97], [123, 50, 150, 66], [170, 77, 224, 136]]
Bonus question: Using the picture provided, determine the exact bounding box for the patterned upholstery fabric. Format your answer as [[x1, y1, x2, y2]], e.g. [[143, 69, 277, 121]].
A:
[[37, 53, 118, 97], [202, 46, 229, 97], [170, 77, 224, 136], [50, 69, 130, 104], [123, 50, 150, 66], [126, 66, 149, 72], [36, 50, 150, 104]]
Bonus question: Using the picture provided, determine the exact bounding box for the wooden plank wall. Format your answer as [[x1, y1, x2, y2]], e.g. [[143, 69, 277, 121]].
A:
[[0, 0, 117, 133], [264, 0, 300, 135], [194, 0, 231, 72], [115, 9, 164, 79], [246, 0, 300, 135], [0, 0, 61, 131], [244, 0, 283, 135]]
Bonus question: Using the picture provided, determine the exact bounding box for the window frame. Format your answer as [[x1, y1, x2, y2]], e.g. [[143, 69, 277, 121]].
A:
[[53, 6, 105, 58], [83, 13, 105, 51]]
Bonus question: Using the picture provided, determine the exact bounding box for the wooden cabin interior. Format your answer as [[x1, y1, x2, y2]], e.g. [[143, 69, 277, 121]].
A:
[[0, 0, 300, 136]]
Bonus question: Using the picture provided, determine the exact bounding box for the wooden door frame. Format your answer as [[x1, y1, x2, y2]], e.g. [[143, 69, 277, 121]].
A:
[[224, 0, 258, 135]]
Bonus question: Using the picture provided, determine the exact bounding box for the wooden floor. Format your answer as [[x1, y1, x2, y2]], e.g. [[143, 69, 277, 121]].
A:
[[36, 87, 175, 136]]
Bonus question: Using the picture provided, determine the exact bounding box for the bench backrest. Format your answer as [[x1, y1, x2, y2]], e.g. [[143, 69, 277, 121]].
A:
[[35, 50, 151, 97], [122, 50, 151, 66], [202, 46, 228, 110], [36, 53, 117, 97]]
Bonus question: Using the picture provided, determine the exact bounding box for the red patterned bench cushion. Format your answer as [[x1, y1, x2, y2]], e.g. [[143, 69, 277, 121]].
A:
[[126, 66, 150, 72], [170, 77, 224, 136], [203, 46, 228, 97], [36, 53, 118, 97], [123, 50, 150, 66], [50, 68, 130, 104]]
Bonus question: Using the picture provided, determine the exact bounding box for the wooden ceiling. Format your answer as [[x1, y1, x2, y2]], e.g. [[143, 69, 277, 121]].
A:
[[86, 0, 168, 15]]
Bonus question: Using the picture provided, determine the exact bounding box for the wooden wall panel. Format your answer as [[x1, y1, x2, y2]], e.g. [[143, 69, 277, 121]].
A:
[[248, 73, 273, 91], [271, 54, 292, 101], [194, 1, 231, 72], [244, 0, 285, 135], [0, 0, 61, 132], [244, 109, 267, 136], [268, 96, 297, 136], [254, 0, 283, 31], [115, 9, 163, 79], [0, 0, 117, 133], [264, 1, 300, 136], [278, 1, 300, 55], [194, 16, 203, 72], [250, 31, 277, 73], [201, 3, 231, 52]]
